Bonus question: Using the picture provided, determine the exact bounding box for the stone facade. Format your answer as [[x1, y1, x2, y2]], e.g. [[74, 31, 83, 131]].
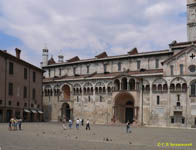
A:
[[42, 42, 196, 128], [0, 49, 43, 122]]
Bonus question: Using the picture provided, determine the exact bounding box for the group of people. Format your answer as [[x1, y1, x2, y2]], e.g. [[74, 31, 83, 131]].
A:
[[63, 118, 91, 130], [9, 118, 22, 131]]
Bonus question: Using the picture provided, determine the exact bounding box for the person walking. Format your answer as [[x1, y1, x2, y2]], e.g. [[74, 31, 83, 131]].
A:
[[126, 121, 131, 133], [86, 119, 90, 130], [69, 119, 72, 129], [81, 119, 84, 126], [18, 119, 22, 131], [76, 118, 80, 129]]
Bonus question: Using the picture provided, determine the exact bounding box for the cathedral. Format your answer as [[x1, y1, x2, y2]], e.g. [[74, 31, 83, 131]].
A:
[[42, 0, 196, 128]]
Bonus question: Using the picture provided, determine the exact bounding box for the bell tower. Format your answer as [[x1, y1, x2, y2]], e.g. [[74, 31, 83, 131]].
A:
[[187, 0, 196, 41]]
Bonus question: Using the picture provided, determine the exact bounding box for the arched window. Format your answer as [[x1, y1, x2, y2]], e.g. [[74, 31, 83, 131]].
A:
[[121, 78, 127, 90], [146, 85, 150, 93], [158, 84, 162, 91], [170, 84, 175, 92], [114, 79, 120, 91], [182, 83, 187, 92], [83, 82, 93, 95], [152, 84, 156, 91], [176, 83, 181, 91], [107, 82, 113, 94], [163, 84, 168, 92], [129, 79, 135, 91]]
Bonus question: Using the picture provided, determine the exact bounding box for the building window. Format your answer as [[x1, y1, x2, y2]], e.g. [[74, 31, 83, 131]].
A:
[[104, 64, 107, 73], [24, 86, 27, 98], [24, 68, 28, 79], [17, 102, 20, 106], [155, 59, 159, 69], [32, 88, 36, 100], [87, 65, 89, 74], [137, 60, 140, 70], [48, 69, 51, 77], [59, 68, 61, 76], [73, 67, 76, 75], [100, 96, 102, 102], [31, 104, 34, 108], [9, 62, 14, 75], [170, 65, 174, 75], [118, 62, 121, 71], [37, 104, 40, 108], [33, 71, 36, 82], [8, 101, 12, 106], [24, 103, 27, 107], [88, 96, 91, 102], [171, 117, 174, 124], [180, 64, 184, 75], [0, 100, 2, 105], [77, 96, 79, 102], [191, 81, 196, 96], [157, 96, 160, 105], [8, 83, 13, 96]]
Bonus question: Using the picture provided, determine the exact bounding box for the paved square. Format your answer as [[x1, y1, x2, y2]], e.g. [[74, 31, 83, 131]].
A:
[[0, 123, 195, 150]]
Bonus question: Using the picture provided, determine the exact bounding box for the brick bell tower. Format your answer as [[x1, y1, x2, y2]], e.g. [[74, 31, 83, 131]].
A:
[[187, 0, 196, 41]]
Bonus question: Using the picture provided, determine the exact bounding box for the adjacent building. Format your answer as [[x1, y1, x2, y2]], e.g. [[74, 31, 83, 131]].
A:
[[0, 48, 43, 122]]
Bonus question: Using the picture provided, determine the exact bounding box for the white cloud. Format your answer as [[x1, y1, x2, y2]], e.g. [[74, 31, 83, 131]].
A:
[[0, 0, 187, 66]]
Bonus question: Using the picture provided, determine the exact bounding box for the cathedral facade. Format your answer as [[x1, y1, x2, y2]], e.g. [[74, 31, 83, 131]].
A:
[[42, 1, 196, 128]]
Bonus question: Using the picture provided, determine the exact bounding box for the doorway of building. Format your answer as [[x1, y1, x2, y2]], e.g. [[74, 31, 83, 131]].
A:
[[6, 110, 12, 122], [114, 92, 135, 123], [125, 101, 134, 123], [62, 103, 70, 121]]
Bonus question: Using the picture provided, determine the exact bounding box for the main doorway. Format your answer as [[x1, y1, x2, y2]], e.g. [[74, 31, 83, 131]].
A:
[[114, 92, 135, 123], [62, 103, 70, 122]]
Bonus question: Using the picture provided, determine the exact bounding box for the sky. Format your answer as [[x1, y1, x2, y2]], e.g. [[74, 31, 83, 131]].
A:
[[0, 0, 187, 67]]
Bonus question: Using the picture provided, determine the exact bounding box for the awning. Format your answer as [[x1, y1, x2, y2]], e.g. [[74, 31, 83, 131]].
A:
[[31, 110, 37, 113], [38, 110, 44, 114], [24, 109, 30, 113]]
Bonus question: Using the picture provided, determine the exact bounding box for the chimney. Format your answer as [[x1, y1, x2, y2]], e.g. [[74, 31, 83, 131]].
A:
[[58, 55, 64, 63], [15, 48, 21, 59]]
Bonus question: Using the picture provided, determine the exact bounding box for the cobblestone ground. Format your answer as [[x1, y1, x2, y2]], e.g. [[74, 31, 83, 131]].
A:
[[0, 123, 195, 150]]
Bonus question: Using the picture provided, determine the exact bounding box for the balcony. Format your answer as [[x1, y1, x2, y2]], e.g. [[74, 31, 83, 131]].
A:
[[174, 106, 183, 111]]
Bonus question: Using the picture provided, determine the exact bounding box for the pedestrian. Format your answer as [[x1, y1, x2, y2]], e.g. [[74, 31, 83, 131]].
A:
[[13, 118, 18, 131], [69, 119, 72, 129], [80, 118, 82, 125], [76, 118, 80, 129], [126, 121, 131, 133], [62, 117, 67, 130], [18, 119, 22, 131], [86, 119, 90, 130], [8, 118, 12, 131]]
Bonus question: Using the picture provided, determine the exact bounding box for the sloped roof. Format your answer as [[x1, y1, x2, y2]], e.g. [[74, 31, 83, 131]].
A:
[[48, 57, 56, 65], [95, 52, 108, 59], [67, 56, 80, 62], [128, 48, 138, 55]]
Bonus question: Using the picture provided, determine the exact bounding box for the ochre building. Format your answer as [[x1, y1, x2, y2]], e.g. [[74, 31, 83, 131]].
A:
[[0, 49, 43, 122]]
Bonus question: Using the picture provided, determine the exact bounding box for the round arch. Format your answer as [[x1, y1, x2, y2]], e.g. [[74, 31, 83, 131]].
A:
[[114, 92, 135, 123], [62, 84, 71, 100]]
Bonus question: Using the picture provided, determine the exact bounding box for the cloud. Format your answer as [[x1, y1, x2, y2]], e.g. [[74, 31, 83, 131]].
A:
[[0, 0, 187, 66]]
